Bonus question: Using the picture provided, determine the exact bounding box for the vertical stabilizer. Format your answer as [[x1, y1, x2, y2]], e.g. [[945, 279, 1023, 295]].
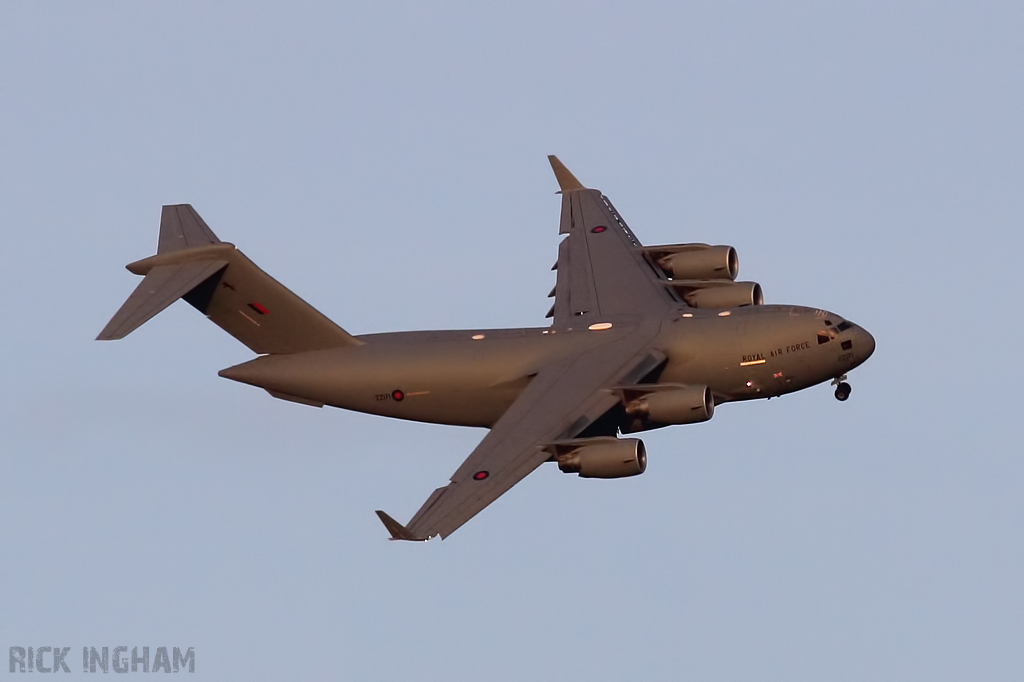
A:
[[158, 204, 221, 253], [98, 204, 362, 352]]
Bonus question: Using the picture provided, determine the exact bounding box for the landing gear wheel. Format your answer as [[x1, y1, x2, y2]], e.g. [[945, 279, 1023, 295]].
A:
[[834, 382, 851, 401]]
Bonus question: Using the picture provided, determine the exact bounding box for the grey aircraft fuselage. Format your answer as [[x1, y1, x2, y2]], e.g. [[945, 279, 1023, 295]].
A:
[[220, 303, 875, 431]]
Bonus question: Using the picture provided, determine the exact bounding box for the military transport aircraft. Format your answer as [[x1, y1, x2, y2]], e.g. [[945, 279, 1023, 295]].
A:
[[99, 157, 875, 541]]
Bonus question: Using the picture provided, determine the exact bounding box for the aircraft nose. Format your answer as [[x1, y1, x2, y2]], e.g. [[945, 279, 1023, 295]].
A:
[[857, 326, 876, 362]]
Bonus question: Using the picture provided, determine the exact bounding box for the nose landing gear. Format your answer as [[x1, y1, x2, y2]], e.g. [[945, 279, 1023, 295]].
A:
[[832, 375, 851, 401]]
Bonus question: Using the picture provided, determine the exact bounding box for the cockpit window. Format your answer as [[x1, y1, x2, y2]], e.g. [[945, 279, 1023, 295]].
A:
[[824, 319, 833, 326], [817, 331, 831, 345], [836, 321, 853, 332]]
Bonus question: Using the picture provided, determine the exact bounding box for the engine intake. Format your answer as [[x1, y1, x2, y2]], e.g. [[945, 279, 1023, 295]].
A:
[[557, 439, 647, 479], [625, 385, 714, 425]]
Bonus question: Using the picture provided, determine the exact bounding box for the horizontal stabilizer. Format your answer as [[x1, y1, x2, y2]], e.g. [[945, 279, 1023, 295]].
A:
[[97, 261, 228, 340], [375, 510, 428, 541]]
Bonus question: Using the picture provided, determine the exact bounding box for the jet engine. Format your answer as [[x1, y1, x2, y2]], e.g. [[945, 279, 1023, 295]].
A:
[[625, 385, 714, 425], [556, 439, 647, 479], [650, 244, 738, 280], [681, 281, 763, 309]]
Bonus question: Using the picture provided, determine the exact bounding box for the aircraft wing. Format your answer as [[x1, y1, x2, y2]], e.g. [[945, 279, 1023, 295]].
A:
[[547, 156, 677, 327], [376, 320, 665, 541]]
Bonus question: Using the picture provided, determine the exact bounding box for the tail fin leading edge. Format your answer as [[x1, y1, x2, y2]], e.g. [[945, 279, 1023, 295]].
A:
[[98, 204, 362, 353]]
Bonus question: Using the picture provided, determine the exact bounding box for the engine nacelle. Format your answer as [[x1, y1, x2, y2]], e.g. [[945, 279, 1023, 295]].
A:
[[657, 245, 738, 280], [683, 281, 763, 309], [625, 386, 714, 425], [557, 439, 647, 479]]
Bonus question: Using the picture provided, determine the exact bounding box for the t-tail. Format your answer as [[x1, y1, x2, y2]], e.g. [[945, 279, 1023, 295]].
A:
[[98, 205, 361, 353]]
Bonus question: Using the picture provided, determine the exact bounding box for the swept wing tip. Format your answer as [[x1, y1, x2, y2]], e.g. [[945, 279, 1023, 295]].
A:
[[547, 155, 586, 192], [375, 510, 428, 542]]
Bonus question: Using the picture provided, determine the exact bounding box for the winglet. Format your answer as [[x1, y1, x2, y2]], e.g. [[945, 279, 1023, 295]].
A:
[[548, 155, 586, 192], [375, 510, 428, 542]]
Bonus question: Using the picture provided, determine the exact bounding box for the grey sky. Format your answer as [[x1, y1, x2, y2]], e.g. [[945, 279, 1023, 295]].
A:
[[2, 2, 1022, 679]]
